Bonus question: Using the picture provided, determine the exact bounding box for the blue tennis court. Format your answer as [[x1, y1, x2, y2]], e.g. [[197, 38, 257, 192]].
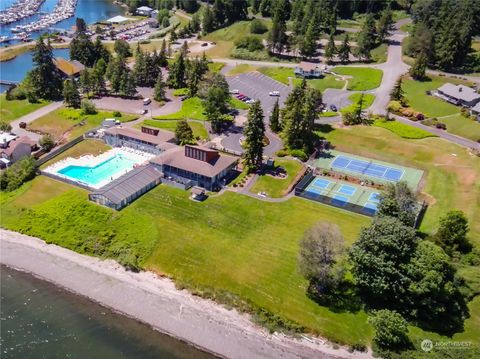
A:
[[311, 178, 332, 189], [331, 194, 349, 207], [363, 202, 378, 215], [368, 192, 381, 203], [337, 184, 356, 196], [331, 155, 404, 182], [306, 186, 325, 196]]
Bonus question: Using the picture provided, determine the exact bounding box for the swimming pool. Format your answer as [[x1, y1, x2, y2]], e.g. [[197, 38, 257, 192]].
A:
[[58, 154, 138, 187]]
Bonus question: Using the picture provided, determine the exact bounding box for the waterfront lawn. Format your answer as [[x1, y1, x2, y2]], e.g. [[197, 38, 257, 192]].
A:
[[28, 108, 138, 141], [139, 119, 209, 140], [333, 67, 383, 91], [39, 139, 111, 169], [155, 97, 206, 121], [372, 120, 436, 139], [258, 67, 346, 91], [250, 158, 303, 198], [315, 125, 480, 240], [0, 94, 50, 123]]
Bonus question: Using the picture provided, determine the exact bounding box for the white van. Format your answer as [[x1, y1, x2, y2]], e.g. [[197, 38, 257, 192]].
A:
[[143, 98, 151, 105]]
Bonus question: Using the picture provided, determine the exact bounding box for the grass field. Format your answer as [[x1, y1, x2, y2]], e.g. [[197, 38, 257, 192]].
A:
[[250, 158, 303, 198], [39, 139, 111, 169], [373, 120, 436, 139], [438, 114, 480, 142], [340, 93, 375, 114], [370, 43, 388, 63], [230, 96, 250, 110], [28, 108, 138, 141], [333, 67, 383, 91], [258, 67, 346, 91], [155, 97, 206, 121], [0, 94, 50, 123], [226, 64, 260, 76], [138, 119, 209, 140]]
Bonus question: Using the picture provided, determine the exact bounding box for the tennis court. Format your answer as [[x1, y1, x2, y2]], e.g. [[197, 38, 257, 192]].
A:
[[308, 150, 424, 189], [300, 174, 382, 216], [331, 155, 404, 182]]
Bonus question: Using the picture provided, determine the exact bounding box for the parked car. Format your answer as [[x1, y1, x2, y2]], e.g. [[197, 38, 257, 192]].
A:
[[201, 42, 208, 47], [237, 95, 246, 100], [140, 109, 148, 115], [230, 89, 239, 94], [330, 104, 338, 112], [245, 99, 255, 104], [269, 91, 280, 96], [143, 98, 151, 105], [242, 97, 251, 102]]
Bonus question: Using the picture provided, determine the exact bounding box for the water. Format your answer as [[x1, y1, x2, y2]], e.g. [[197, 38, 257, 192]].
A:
[[0, 0, 125, 39], [58, 154, 137, 186], [0, 266, 218, 359]]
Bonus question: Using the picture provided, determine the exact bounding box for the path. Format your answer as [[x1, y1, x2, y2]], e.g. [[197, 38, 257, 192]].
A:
[[10, 101, 63, 140], [0, 229, 372, 359]]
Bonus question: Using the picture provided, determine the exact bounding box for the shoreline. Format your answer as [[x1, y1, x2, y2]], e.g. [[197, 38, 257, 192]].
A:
[[0, 228, 372, 359]]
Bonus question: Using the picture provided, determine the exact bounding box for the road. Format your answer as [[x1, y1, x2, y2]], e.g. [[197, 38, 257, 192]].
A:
[[10, 101, 63, 141]]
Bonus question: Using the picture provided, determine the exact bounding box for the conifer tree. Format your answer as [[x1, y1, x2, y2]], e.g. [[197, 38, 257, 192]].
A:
[[175, 120, 195, 145], [63, 79, 81, 108], [243, 100, 265, 170], [409, 52, 427, 80], [154, 72, 166, 101], [269, 99, 281, 133], [338, 34, 351, 63], [324, 33, 337, 64], [167, 53, 186, 88]]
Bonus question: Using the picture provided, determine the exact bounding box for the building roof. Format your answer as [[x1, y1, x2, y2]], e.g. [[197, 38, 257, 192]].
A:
[[472, 102, 480, 113], [54, 58, 85, 76], [150, 146, 238, 178], [90, 165, 162, 205], [137, 6, 153, 11], [105, 126, 175, 146], [0, 132, 18, 145], [0, 136, 36, 157], [296, 61, 320, 71], [437, 83, 480, 103], [106, 15, 131, 23]]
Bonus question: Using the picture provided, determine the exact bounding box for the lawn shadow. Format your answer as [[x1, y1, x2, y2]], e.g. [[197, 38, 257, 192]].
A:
[[307, 280, 363, 314]]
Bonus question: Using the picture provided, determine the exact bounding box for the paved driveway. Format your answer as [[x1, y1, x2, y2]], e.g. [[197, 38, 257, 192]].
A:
[[226, 72, 291, 116]]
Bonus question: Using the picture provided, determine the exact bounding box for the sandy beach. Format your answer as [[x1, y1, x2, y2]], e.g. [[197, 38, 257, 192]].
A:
[[0, 229, 372, 359]]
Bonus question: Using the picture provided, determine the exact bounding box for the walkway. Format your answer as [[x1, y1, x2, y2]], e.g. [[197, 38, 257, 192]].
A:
[[10, 101, 63, 140]]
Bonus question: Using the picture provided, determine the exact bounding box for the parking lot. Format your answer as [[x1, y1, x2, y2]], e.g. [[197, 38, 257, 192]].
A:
[[226, 72, 291, 116]]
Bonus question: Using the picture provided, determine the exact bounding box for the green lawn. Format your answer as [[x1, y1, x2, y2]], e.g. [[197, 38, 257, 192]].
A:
[[230, 96, 249, 110], [333, 67, 383, 91], [40, 139, 111, 169], [155, 97, 206, 121], [373, 120, 436, 139], [226, 64, 260, 76], [340, 93, 375, 114], [139, 119, 209, 140], [28, 108, 138, 141], [439, 114, 480, 142], [0, 94, 50, 123], [208, 62, 225, 73], [258, 67, 346, 91], [371, 43, 388, 63], [250, 158, 303, 198]]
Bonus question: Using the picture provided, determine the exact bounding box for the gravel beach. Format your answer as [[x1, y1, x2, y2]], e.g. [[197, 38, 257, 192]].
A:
[[0, 229, 372, 359]]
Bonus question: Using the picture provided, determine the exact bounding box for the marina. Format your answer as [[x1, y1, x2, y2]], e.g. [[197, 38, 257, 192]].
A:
[[0, 0, 46, 25]]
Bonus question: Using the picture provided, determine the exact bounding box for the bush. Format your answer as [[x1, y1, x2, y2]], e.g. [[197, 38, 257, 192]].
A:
[[368, 310, 411, 352], [0, 120, 12, 132], [81, 100, 97, 115], [39, 134, 55, 152], [387, 100, 402, 113], [436, 122, 447, 130], [5, 86, 26, 100], [112, 111, 122, 117], [0, 156, 37, 192], [415, 112, 425, 121], [289, 149, 308, 161], [250, 19, 268, 34], [276, 149, 288, 157], [234, 36, 264, 52]]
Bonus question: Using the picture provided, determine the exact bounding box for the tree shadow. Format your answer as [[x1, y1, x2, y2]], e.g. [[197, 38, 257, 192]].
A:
[[307, 280, 363, 313], [314, 123, 335, 133]]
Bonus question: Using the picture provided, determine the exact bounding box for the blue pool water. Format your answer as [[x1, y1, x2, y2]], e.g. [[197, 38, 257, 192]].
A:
[[58, 154, 137, 186]]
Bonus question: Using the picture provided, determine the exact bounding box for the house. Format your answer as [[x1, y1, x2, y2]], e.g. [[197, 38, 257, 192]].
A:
[[136, 6, 154, 16], [471, 102, 480, 121], [150, 145, 238, 191], [89, 165, 162, 210], [0, 132, 18, 149], [0, 135, 37, 164], [294, 61, 323, 78], [106, 15, 131, 24], [436, 83, 480, 107], [103, 126, 176, 154], [53, 58, 85, 78]]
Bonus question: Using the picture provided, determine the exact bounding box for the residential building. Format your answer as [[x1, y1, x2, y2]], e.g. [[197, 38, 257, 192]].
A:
[[436, 83, 480, 107], [53, 58, 85, 78], [294, 61, 323, 78], [136, 6, 154, 16], [103, 126, 176, 154], [471, 102, 480, 121], [0, 135, 37, 165], [150, 145, 238, 191]]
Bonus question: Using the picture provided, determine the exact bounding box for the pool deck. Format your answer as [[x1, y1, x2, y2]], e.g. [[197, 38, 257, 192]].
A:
[[43, 148, 155, 189], [308, 149, 424, 189]]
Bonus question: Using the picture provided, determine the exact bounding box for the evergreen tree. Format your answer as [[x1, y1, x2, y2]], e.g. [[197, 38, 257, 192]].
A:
[[159, 39, 168, 66], [62, 79, 81, 108], [114, 39, 132, 59], [409, 52, 427, 80], [167, 53, 186, 88], [337, 34, 351, 63], [91, 60, 106, 95], [204, 86, 228, 133], [243, 100, 265, 170], [79, 69, 92, 95], [356, 13, 377, 61], [377, 5, 393, 42], [435, 210, 471, 255], [300, 20, 317, 59], [28, 37, 63, 100], [174, 120, 195, 145], [269, 99, 281, 133], [324, 33, 336, 64], [390, 78, 405, 103], [202, 6, 215, 34], [268, 13, 288, 54], [342, 93, 368, 125], [93, 36, 110, 64], [154, 72, 166, 101]]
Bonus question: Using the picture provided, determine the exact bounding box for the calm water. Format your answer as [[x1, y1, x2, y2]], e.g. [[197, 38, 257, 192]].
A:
[[0, 266, 218, 359], [58, 154, 137, 186]]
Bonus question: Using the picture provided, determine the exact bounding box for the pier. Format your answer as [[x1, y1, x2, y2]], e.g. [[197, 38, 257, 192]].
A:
[[0, 80, 19, 86]]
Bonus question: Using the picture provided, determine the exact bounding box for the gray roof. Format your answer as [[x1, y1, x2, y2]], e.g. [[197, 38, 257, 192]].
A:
[[137, 6, 153, 11], [105, 126, 175, 146], [437, 83, 480, 102], [471, 102, 480, 113], [91, 165, 162, 205]]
